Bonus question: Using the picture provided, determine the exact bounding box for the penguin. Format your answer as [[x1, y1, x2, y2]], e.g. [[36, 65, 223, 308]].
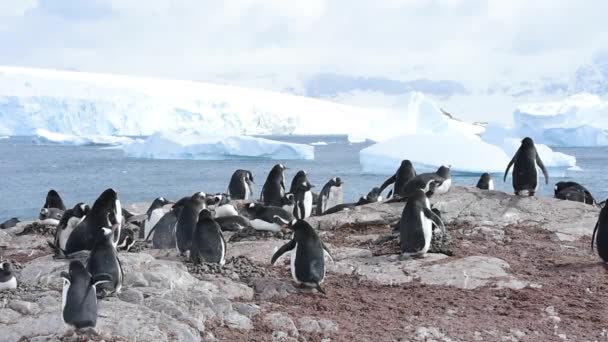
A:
[[261, 164, 288, 207], [289, 170, 308, 194], [244, 203, 295, 232], [149, 205, 183, 249], [476, 173, 494, 190], [116, 227, 136, 252], [316, 177, 344, 215], [385, 179, 439, 203], [175, 192, 207, 255], [43, 189, 66, 211], [281, 193, 295, 214], [0, 262, 17, 290], [215, 215, 250, 232], [554, 181, 596, 205], [0, 218, 20, 229], [292, 176, 314, 219], [38, 207, 64, 226], [190, 209, 226, 265], [61, 260, 112, 329], [399, 189, 446, 258], [86, 228, 123, 297], [64, 189, 122, 255], [503, 137, 548, 197], [379, 160, 417, 199], [211, 193, 239, 218], [140, 197, 172, 240], [271, 219, 333, 294], [51, 203, 89, 254], [228, 169, 255, 200], [592, 203, 608, 262], [321, 187, 384, 215]]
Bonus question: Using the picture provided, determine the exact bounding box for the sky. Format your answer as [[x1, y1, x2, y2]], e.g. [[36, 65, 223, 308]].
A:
[[1, 0, 607, 121]]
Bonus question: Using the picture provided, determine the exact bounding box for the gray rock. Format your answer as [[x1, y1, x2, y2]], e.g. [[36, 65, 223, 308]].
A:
[[250, 277, 299, 300], [118, 288, 144, 304], [272, 331, 298, 342], [226, 240, 287, 264], [233, 303, 261, 318], [318, 319, 339, 333], [0, 308, 21, 324], [298, 316, 321, 334], [264, 312, 299, 337], [224, 311, 253, 330], [8, 300, 40, 315]]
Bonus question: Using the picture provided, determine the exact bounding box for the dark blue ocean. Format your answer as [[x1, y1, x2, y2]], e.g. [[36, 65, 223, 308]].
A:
[[1, 135, 606, 221]]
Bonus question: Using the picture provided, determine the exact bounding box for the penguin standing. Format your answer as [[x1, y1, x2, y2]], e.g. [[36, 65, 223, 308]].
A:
[[290, 171, 314, 219], [316, 177, 344, 215], [0, 262, 17, 290], [245, 203, 295, 232], [261, 164, 288, 207], [379, 160, 417, 199], [476, 173, 494, 190], [148, 204, 184, 249], [139, 197, 172, 240], [87, 228, 123, 297], [592, 203, 608, 262], [399, 189, 445, 258], [191, 209, 226, 265], [64, 189, 122, 255], [228, 169, 254, 200], [43, 189, 66, 211], [503, 137, 548, 196], [175, 192, 207, 255], [271, 220, 333, 293], [554, 181, 596, 205], [61, 260, 112, 329]]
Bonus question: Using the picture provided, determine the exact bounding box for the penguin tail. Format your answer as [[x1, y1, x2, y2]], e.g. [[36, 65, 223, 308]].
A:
[[315, 282, 326, 295]]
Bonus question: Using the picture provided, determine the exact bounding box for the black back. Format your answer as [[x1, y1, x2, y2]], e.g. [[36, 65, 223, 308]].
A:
[[54, 203, 89, 248], [292, 220, 326, 283], [593, 203, 608, 262], [261, 164, 287, 207], [246, 203, 294, 223], [175, 192, 206, 253], [400, 190, 428, 254], [65, 189, 119, 254], [555, 181, 596, 205], [289, 170, 309, 194], [62, 261, 99, 329], [0, 218, 19, 229], [87, 229, 121, 295], [44, 189, 66, 211], [215, 215, 250, 231], [191, 210, 225, 264], [505, 137, 548, 193], [476, 173, 492, 190], [151, 206, 182, 249], [228, 169, 254, 200]]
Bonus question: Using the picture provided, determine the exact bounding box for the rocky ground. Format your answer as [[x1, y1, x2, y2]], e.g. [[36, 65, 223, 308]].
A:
[[1, 186, 606, 341]]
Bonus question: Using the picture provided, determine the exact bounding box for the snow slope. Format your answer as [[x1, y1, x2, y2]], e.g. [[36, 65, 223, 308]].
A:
[[120, 131, 314, 160]]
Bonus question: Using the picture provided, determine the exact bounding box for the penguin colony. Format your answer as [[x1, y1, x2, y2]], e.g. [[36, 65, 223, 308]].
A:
[[0, 136, 605, 330]]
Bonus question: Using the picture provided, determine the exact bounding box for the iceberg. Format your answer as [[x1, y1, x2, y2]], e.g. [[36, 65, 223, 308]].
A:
[[34, 129, 138, 146], [120, 131, 314, 161]]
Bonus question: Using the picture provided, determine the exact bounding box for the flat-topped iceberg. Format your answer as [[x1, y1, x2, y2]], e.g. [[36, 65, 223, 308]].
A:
[[34, 129, 138, 146], [120, 131, 314, 161]]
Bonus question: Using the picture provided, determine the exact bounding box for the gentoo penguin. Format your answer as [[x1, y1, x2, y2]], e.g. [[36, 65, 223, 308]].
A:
[[400, 189, 445, 258], [175, 192, 207, 255], [379, 160, 417, 199], [228, 169, 254, 200], [476, 173, 494, 190], [38, 207, 64, 226], [271, 219, 333, 294], [289, 170, 308, 194], [281, 193, 295, 214], [316, 177, 344, 215], [191, 209, 226, 265], [592, 203, 608, 262], [321, 187, 383, 215], [503, 137, 548, 197], [215, 215, 250, 232], [51, 203, 89, 254], [64, 189, 122, 255], [211, 193, 239, 218], [140, 197, 172, 240], [87, 228, 123, 297], [554, 181, 596, 205], [61, 260, 112, 329], [149, 205, 184, 249], [43, 189, 66, 211], [385, 179, 439, 203], [244, 203, 295, 232], [261, 164, 288, 207], [291, 174, 314, 219], [0, 218, 20, 229], [0, 262, 17, 290]]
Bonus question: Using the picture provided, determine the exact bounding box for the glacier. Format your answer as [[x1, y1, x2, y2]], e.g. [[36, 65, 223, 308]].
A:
[[120, 131, 314, 161], [34, 129, 139, 146]]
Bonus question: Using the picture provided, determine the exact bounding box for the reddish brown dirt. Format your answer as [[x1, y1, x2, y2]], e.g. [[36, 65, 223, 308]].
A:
[[211, 222, 608, 341]]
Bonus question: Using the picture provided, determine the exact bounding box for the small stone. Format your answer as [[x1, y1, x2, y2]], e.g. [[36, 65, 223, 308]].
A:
[[233, 303, 261, 318], [8, 300, 40, 315], [265, 312, 299, 337], [298, 316, 321, 333], [118, 288, 144, 305], [224, 311, 253, 330], [318, 319, 339, 333], [272, 331, 297, 342], [545, 306, 557, 317]]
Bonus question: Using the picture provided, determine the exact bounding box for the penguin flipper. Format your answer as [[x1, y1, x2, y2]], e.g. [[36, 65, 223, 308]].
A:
[[379, 175, 396, 195], [504, 156, 515, 182], [592, 218, 600, 251], [535, 153, 549, 184], [423, 207, 445, 232], [91, 273, 113, 287], [271, 240, 296, 265]]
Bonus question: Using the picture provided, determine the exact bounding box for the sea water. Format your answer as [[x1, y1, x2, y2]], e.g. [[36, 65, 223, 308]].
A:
[[1, 135, 606, 220]]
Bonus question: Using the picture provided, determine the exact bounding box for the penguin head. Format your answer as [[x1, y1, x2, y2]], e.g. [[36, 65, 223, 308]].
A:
[[272, 215, 296, 228], [436, 165, 451, 179], [198, 209, 214, 221], [365, 187, 382, 202], [190, 192, 207, 207], [64, 260, 89, 281], [281, 193, 295, 206], [39, 208, 49, 219], [400, 160, 413, 168], [481, 172, 491, 181], [74, 203, 90, 217], [331, 177, 343, 187], [521, 137, 534, 147], [298, 181, 314, 192], [92, 188, 119, 217], [0, 262, 11, 272]]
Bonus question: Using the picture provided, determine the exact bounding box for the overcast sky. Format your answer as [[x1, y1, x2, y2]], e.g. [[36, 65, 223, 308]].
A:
[[1, 0, 607, 92]]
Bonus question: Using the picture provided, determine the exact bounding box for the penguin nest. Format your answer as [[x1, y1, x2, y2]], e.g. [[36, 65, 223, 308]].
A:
[[58, 329, 127, 342], [16, 222, 56, 236], [187, 256, 270, 281], [228, 227, 292, 243], [371, 229, 453, 256]]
